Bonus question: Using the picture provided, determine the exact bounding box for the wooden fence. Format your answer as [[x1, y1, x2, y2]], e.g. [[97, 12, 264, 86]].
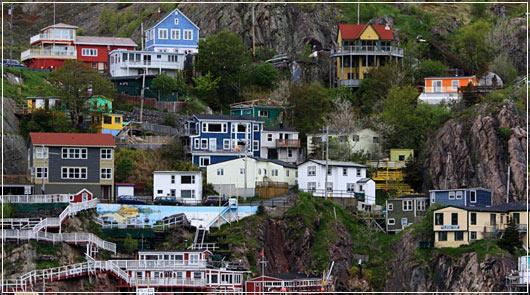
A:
[[255, 182, 289, 199]]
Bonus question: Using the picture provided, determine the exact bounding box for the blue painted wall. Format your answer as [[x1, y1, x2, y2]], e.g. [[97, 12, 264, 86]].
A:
[[431, 188, 492, 207], [145, 9, 199, 52]]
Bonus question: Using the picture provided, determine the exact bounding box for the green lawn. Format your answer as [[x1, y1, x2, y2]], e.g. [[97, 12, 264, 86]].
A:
[[3, 67, 55, 102]]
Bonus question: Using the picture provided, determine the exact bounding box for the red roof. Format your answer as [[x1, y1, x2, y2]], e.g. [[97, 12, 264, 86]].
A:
[[30, 132, 115, 147], [338, 23, 395, 41]]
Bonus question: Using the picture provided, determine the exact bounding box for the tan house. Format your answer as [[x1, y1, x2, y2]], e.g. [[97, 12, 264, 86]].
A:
[[433, 202, 528, 248]]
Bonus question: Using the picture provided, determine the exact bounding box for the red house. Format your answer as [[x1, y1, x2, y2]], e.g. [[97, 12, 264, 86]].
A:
[[70, 188, 94, 203], [21, 23, 136, 71]]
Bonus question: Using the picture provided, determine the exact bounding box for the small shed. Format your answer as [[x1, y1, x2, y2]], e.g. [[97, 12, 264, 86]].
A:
[[116, 183, 135, 197], [70, 188, 94, 203]]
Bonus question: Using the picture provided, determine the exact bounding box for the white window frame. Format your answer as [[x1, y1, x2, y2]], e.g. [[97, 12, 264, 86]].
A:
[[272, 169, 278, 176], [356, 168, 361, 177], [455, 191, 463, 199], [253, 140, 259, 151], [417, 200, 426, 211], [307, 182, 316, 192], [194, 138, 200, 149], [470, 231, 477, 240], [307, 166, 316, 176], [181, 175, 195, 184], [36, 167, 48, 179], [287, 148, 293, 157], [81, 48, 98, 57], [448, 191, 455, 200], [258, 110, 269, 117], [181, 190, 195, 199], [342, 168, 348, 176], [171, 175, 176, 184], [158, 28, 168, 40], [100, 148, 113, 160], [174, 18, 179, 25], [346, 183, 355, 193], [403, 200, 413, 211], [217, 168, 224, 176], [203, 122, 227, 133], [469, 190, 477, 203], [183, 29, 193, 40], [240, 168, 245, 175], [223, 139, 231, 150], [61, 148, 87, 159], [432, 80, 442, 93], [100, 168, 112, 180], [451, 80, 459, 90], [401, 218, 409, 226], [387, 203, 393, 211], [61, 167, 88, 179], [387, 218, 395, 225], [200, 139, 208, 149], [253, 124, 259, 132], [267, 134, 273, 142], [170, 29, 181, 40], [34, 146, 49, 159], [199, 156, 210, 167]]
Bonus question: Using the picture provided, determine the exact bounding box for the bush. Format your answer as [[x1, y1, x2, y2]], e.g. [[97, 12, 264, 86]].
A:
[[247, 63, 280, 90], [490, 53, 518, 84], [123, 233, 139, 254]]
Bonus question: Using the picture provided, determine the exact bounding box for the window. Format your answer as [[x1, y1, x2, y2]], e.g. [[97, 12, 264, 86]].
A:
[[352, 135, 359, 142], [61, 167, 87, 179], [253, 140, 259, 151], [217, 168, 224, 176], [174, 18, 179, 25], [307, 182, 316, 192], [455, 191, 463, 199], [158, 28, 168, 39], [157, 190, 163, 194], [454, 231, 464, 241], [272, 169, 278, 176], [171, 175, 176, 184], [432, 80, 442, 92], [401, 218, 408, 226], [358, 184, 364, 191], [398, 155, 405, 161], [448, 191, 455, 200], [194, 138, 200, 149], [168, 54, 179, 62], [451, 80, 459, 90], [307, 166, 316, 176], [114, 117, 121, 124], [387, 218, 395, 225], [101, 148, 112, 159], [287, 148, 293, 157], [451, 213, 458, 225], [470, 212, 477, 225], [240, 168, 245, 175], [61, 148, 87, 159], [81, 48, 97, 56], [263, 169, 267, 176], [373, 137, 379, 144], [36, 167, 48, 178], [193, 272, 202, 279], [267, 134, 273, 142], [356, 169, 361, 177], [326, 182, 333, 191], [327, 167, 332, 175], [512, 213, 520, 224], [346, 183, 355, 192], [183, 29, 193, 40], [223, 139, 231, 150], [387, 203, 393, 211], [435, 213, 444, 225], [258, 110, 269, 117], [470, 231, 477, 240], [103, 116, 112, 124], [170, 29, 180, 40], [34, 146, 48, 159], [490, 213, 497, 226], [258, 169, 262, 175], [199, 157, 210, 167], [204, 123, 227, 133], [438, 231, 447, 241], [403, 200, 413, 211], [181, 175, 195, 184], [181, 190, 195, 198], [100, 168, 112, 179], [417, 200, 426, 211], [286, 170, 290, 177], [253, 124, 259, 132], [342, 168, 348, 176], [200, 139, 208, 149], [169, 189, 176, 197], [469, 190, 476, 203]]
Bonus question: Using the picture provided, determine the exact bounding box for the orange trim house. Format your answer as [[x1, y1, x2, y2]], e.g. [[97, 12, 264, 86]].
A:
[[419, 76, 478, 104]]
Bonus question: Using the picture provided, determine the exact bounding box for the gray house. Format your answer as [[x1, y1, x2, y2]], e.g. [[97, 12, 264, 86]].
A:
[[386, 195, 429, 233], [28, 132, 115, 201]]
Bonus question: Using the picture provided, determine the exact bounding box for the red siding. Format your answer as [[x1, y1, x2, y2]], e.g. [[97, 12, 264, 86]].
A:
[[77, 44, 135, 70], [25, 58, 66, 70], [71, 189, 93, 203]]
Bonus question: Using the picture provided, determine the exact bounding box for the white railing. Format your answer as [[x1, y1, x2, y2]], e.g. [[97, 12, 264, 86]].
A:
[[20, 47, 77, 61], [189, 243, 218, 251], [110, 259, 208, 270], [1, 194, 71, 203], [368, 160, 407, 169], [424, 86, 460, 93], [116, 60, 183, 69], [131, 277, 207, 287], [334, 45, 404, 56], [30, 33, 75, 44]]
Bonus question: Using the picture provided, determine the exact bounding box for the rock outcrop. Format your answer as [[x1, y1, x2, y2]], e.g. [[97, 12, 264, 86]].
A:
[[424, 102, 527, 203], [2, 97, 28, 175]]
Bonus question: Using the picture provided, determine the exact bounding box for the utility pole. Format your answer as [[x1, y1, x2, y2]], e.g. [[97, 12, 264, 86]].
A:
[[140, 22, 144, 51], [357, 2, 360, 24], [8, 4, 14, 60], [324, 126, 329, 199], [251, 4, 256, 58], [506, 166, 511, 203]]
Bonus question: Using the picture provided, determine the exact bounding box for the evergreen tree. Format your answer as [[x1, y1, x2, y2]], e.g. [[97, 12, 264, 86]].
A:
[[498, 217, 521, 253]]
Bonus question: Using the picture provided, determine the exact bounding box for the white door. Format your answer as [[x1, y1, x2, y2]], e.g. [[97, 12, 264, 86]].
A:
[[433, 80, 442, 92], [209, 138, 217, 151]]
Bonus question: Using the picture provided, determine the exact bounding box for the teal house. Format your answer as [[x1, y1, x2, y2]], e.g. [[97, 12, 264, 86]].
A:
[[230, 99, 286, 128], [88, 95, 113, 113]]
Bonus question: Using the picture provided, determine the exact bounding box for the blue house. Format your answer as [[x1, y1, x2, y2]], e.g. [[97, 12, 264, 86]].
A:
[[185, 114, 263, 167], [429, 187, 492, 207], [145, 8, 199, 54]]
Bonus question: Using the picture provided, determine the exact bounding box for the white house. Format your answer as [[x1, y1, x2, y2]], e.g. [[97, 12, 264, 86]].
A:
[[115, 183, 135, 197], [260, 127, 303, 164], [297, 159, 376, 207], [153, 171, 203, 205], [207, 157, 297, 197], [109, 49, 186, 78], [306, 128, 381, 158]]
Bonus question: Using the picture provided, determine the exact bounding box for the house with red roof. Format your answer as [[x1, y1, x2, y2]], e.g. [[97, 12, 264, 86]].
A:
[[21, 23, 137, 71], [331, 23, 404, 87], [28, 132, 116, 201]]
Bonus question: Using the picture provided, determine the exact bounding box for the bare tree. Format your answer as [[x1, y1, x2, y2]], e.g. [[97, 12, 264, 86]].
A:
[[326, 98, 359, 134]]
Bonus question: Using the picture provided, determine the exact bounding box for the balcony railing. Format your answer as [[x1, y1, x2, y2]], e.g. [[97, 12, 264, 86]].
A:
[[338, 79, 361, 87], [368, 160, 406, 169], [30, 33, 75, 44], [114, 60, 183, 70], [423, 86, 460, 93], [333, 45, 404, 57], [276, 139, 300, 148], [21, 47, 76, 61]]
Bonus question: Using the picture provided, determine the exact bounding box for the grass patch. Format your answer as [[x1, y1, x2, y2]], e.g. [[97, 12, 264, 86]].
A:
[[3, 67, 55, 102], [434, 239, 508, 261], [36, 260, 60, 269]]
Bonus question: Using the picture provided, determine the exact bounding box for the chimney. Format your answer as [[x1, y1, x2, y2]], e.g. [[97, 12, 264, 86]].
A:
[[384, 23, 390, 31]]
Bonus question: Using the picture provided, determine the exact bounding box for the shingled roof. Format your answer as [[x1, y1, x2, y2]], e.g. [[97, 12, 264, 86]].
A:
[[29, 132, 115, 147], [76, 36, 137, 47], [338, 23, 395, 41]]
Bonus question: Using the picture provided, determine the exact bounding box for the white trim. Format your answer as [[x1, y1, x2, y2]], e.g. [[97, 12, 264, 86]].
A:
[[61, 166, 88, 180], [147, 8, 200, 31], [100, 148, 113, 160], [158, 28, 168, 40], [170, 29, 181, 40], [61, 147, 87, 159], [199, 156, 210, 167], [81, 48, 98, 57], [100, 168, 112, 180], [387, 218, 395, 225]]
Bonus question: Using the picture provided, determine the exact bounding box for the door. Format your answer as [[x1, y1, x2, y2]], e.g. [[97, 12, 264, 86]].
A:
[[209, 138, 217, 151], [143, 54, 151, 65], [433, 80, 442, 92]]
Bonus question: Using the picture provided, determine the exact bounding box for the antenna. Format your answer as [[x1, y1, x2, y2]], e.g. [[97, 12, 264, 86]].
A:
[[357, 2, 360, 24], [53, 2, 56, 26]]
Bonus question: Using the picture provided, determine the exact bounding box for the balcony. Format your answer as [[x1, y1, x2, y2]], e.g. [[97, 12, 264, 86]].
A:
[[21, 47, 77, 61], [114, 60, 184, 70], [332, 45, 404, 57], [338, 79, 361, 87], [368, 160, 406, 169], [30, 33, 75, 44], [276, 139, 300, 148]]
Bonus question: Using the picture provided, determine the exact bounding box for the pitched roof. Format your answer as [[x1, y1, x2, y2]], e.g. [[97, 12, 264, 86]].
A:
[[29, 132, 115, 147], [263, 126, 298, 132], [338, 23, 395, 41], [253, 158, 297, 169], [42, 23, 78, 31], [147, 8, 200, 31], [429, 187, 491, 193], [76, 36, 137, 47], [356, 178, 372, 184], [192, 114, 263, 122], [303, 159, 367, 168]]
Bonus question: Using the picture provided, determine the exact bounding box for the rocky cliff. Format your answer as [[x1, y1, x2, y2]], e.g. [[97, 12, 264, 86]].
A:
[[424, 101, 527, 203], [2, 97, 28, 176], [385, 231, 517, 292]]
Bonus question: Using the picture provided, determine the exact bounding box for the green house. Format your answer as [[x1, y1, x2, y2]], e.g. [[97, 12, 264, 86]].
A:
[[88, 95, 113, 113], [230, 100, 286, 128]]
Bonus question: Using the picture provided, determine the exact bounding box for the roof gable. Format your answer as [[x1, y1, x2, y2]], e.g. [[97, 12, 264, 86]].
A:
[[148, 8, 199, 31], [30, 132, 115, 147], [338, 23, 395, 41]]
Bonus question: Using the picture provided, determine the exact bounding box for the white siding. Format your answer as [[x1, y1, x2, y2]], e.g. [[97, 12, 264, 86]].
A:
[[153, 171, 202, 204]]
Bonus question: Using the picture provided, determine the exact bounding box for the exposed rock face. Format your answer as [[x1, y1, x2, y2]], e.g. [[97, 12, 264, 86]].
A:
[[424, 102, 527, 203], [385, 231, 517, 292], [2, 97, 28, 175]]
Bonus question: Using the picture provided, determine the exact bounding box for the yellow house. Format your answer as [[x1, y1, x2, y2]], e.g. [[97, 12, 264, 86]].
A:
[[91, 113, 124, 136], [390, 149, 414, 162], [433, 202, 528, 248], [332, 23, 404, 87]]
